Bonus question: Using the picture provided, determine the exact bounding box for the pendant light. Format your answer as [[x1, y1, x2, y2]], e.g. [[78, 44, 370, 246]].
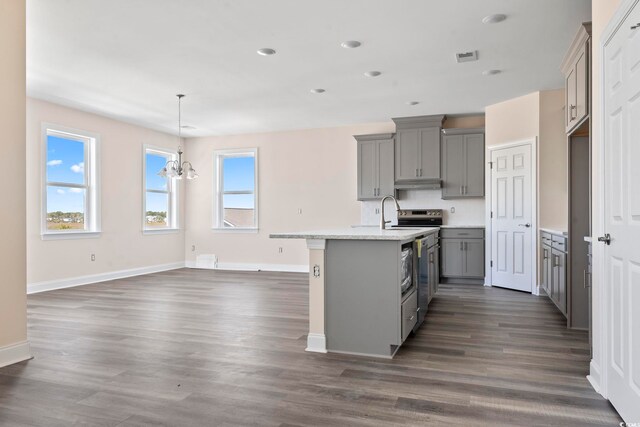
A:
[[158, 94, 198, 180]]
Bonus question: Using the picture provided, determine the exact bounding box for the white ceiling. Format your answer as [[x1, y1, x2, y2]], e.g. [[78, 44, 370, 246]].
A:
[[27, 0, 591, 137]]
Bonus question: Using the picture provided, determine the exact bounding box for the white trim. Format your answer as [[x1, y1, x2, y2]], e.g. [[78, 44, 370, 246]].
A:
[[486, 137, 538, 294], [185, 261, 308, 273], [306, 239, 326, 250], [41, 123, 101, 237], [211, 227, 259, 234], [41, 231, 101, 240], [142, 228, 180, 235], [0, 341, 32, 368], [305, 333, 327, 353], [213, 148, 259, 230], [592, 0, 639, 400], [27, 262, 185, 294]]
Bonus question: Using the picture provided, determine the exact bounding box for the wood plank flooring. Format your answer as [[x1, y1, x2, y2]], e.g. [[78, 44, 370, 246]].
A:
[[0, 269, 621, 426]]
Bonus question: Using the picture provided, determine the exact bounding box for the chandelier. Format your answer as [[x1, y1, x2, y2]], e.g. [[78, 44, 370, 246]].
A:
[[158, 94, 198, 180]]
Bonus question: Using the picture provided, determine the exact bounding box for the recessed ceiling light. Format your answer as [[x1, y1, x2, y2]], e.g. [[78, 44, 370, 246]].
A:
[[364, 71, 381, 77], [257, 48, 276, 56], [341, 40, 361, 49], [482, 69, 501, 76], [482, 14, 506, 24], [406, 101, 419, 106], [310, 88, 326, 94]]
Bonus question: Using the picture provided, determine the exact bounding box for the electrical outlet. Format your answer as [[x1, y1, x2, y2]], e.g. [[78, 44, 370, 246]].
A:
[[375, 208, 380, 214], [450, 207, 456, 214], [278, 247, 283, 253], [191, 245, 196, 252], [90, 254, 96, 261], [297, 208, 303, 214]]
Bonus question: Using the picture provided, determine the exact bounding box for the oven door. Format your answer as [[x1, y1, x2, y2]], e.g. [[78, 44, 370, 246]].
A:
[[414, 239, 429, 331]]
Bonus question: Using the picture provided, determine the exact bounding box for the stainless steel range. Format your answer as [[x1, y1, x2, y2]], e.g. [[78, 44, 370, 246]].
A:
[[395, 209, 443, 228]]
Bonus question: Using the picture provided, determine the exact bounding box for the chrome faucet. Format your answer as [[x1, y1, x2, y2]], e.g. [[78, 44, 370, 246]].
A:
[[380, 195, 401, 230]]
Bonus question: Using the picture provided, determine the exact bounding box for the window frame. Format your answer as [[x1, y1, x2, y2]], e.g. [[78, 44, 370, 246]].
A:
[[213, 148, 259, 232], [143, 145, 179, 234], [41, 123, 101, 240]]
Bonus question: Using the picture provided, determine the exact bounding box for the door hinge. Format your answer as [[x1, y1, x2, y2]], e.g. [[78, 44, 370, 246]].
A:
[[489, 161, 493, 169], [490, 260, 493, 267], [490, 211, 493, 218]]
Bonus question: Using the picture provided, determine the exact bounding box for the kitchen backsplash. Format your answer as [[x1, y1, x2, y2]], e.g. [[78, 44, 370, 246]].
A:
[[360, 190, 485, 226]]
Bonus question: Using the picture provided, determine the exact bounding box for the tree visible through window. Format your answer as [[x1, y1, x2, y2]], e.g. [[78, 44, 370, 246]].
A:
[[215, 149, 257, 229]]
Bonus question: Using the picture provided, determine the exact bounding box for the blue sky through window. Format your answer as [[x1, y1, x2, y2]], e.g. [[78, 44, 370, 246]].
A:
[[146, 153, 169, 192], [46, 135, 86, 214], [223, 156, 255, 209]]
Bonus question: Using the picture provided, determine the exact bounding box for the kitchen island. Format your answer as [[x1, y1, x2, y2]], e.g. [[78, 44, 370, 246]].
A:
[[270, 227, 439, 358]]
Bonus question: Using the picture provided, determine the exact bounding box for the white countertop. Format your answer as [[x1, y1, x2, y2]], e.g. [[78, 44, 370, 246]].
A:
[[540, 227, 568, 236], [270, 227, 439, 241]]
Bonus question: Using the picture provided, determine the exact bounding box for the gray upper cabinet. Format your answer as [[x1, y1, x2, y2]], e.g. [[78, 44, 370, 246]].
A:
[[392, 115, 445, 185], [561, 23, 591, 133], [441, 128, 485, 199], [355, 133, 395, 200]]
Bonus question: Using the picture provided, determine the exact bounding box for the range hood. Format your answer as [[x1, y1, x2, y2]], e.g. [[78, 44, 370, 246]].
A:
[[394, 179, 441, 190]]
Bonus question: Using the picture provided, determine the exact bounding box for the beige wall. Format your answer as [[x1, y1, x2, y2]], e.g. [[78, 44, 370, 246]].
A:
[[184, 122, 394, 269], [485, 92, 540, 147], [0, 0, 27, 349], [27, 98, 186, 285], [443, 114, 485, 129], [485, 90, 568, 231], [539, 89, 568, 230]]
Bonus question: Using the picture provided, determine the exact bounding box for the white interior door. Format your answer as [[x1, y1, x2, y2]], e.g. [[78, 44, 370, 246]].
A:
[[490, 144, 533, 292], [602, 3, 640, 421]]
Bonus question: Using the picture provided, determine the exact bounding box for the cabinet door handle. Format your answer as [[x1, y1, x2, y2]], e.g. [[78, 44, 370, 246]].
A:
[[543, 249, 548, 259], [419, 168, 422, 177], [570, 104, 577, 120], [553, 255, 559, 267], [459, 186, 463, 195], [429, 252, 434, 263], [459, 242, 463, 251], [415, 168, 418, 177], [631, 23, 640, 30]]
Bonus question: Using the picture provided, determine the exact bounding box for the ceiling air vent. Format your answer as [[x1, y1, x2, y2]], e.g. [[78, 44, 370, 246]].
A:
[[455, 50, 478, 63]]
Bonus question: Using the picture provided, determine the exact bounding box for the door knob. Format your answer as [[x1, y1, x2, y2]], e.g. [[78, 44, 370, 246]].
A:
[[597, 233, 612, 245], [518, 223, 531, 228]]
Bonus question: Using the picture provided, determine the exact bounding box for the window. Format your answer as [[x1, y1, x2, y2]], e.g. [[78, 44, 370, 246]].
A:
[[43, 125, 100, 238], [144, 147, 178, 232], [214, 149, 258, 230]]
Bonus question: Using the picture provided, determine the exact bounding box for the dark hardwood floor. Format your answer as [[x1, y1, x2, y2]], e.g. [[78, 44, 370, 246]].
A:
[[0, 269, 621, 426]]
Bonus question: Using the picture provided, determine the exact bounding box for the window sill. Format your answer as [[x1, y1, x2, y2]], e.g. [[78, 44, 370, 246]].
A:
[[41, 231, 101, 241], [143, 228, 180, 235], [212, 227, 259, 234]]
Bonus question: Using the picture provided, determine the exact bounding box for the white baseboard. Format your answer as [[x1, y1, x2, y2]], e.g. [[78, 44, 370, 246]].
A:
[[185, 260, 308, 273], [306, 333, 327, 353], [27, 262, 186, 294], [0, 341, 32, 368]]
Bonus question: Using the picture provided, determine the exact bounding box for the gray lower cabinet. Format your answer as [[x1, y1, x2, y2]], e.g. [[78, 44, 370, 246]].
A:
[[440, 228, 485, 279], [355, 133, 395, 200], [541, 231, 567, 317], [441, 128, 485, 199], [392, 115, 445, 183]]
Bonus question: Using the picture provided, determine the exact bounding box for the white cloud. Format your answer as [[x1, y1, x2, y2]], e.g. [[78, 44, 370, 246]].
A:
[[47, 159, 62, 166], [56, 189, 65, 195], [68, 188, 83, 193], [71, 162, 84, 173]]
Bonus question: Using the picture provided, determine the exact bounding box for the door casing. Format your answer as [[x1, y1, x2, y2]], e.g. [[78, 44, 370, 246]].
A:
[[485, 138, 539, 294]]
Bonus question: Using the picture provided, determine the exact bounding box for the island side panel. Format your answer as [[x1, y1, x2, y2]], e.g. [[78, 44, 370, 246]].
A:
[[325, 239, 400, 358], [306, 239, 327, 353]]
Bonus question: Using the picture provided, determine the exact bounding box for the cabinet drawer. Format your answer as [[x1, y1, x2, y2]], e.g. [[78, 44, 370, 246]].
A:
[[552, 235, 567, 252], [401, 290, 418, 342], [440, 228, 484, 239]]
